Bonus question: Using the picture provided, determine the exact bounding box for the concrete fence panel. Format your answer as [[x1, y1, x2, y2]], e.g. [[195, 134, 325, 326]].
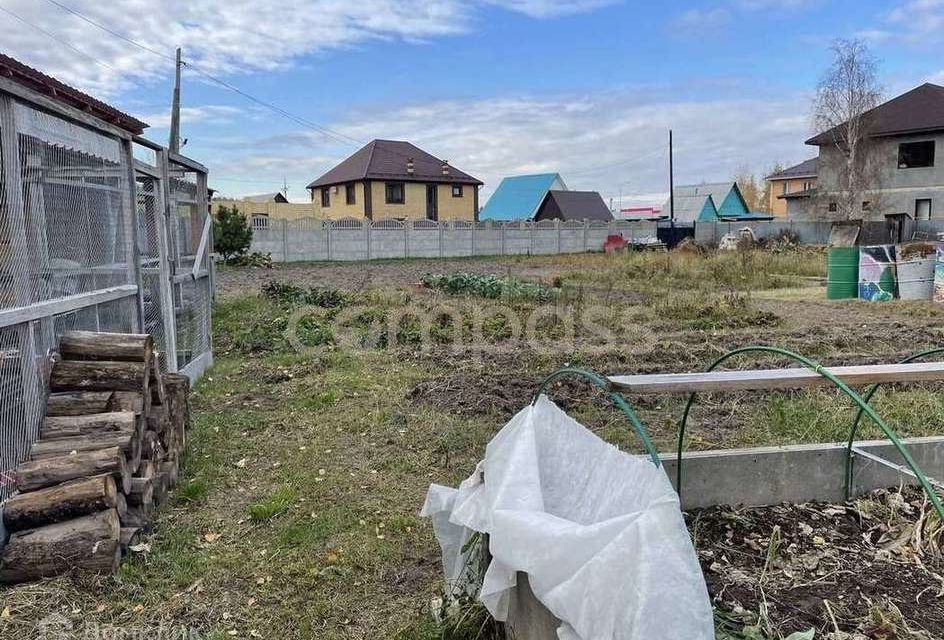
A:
[[251, 218, 662, 262]]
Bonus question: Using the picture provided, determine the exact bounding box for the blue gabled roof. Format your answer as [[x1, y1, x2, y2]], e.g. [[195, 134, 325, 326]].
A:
[[479, 173, 565, 220]]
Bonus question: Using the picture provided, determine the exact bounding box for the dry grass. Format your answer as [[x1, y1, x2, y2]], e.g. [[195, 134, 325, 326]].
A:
[[1, 246, 942, 640]]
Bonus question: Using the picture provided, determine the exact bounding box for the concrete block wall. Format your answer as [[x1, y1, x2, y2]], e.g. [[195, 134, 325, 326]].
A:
[[250, 218, 659, 262]]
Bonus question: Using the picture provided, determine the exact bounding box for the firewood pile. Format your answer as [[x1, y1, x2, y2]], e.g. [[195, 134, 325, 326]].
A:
[[0, 331, 191, 584]]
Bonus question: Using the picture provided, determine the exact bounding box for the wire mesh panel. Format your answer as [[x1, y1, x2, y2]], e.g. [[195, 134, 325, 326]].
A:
[[168, 160, 211, 373], [136, 173, 169, 369], [14, 101, 132, 306]]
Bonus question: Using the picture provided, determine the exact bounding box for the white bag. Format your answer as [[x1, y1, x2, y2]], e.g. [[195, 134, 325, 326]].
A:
[[421, 395, 714, 640]]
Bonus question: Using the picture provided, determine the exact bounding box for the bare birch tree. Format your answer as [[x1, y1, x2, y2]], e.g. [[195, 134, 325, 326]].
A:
[[812, 39, 883, 220]]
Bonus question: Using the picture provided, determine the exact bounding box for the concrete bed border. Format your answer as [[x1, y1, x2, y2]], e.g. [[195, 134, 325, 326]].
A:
[[504, 435, 944, 638]]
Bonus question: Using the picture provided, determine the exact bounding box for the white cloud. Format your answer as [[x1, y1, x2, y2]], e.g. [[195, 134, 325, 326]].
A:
[[213, 90, 814, 205], [484, 0, 617, 18], [138, 105, 243, 129], [0, 0, 610, 95], [880, 0, 944, 43]]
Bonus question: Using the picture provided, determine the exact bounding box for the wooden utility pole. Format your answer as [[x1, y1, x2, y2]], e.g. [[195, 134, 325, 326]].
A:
[[169, 48, 182, 153], [668, 129, 675, 230]]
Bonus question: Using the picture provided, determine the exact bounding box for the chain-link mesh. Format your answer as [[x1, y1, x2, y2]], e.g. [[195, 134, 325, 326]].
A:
[[168, 163, 211, 371], [136, 174, 168, 370], [14, 101, 131, 307], [0, 96, 211, 501], [0, 100, 140, 500]]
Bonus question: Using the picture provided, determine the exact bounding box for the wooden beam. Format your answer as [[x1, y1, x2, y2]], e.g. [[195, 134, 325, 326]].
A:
[[607, 362, 944, 394]]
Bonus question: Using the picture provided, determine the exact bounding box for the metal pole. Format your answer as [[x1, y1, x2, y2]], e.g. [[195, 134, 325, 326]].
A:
[[169, 48, 182, 153], [668, 129, 675, 231]]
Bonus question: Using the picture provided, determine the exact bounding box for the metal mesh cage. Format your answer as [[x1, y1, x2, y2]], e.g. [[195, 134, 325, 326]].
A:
[[136, 174, 168, 369]]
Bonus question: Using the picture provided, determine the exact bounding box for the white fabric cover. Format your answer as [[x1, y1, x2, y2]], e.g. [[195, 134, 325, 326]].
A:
[[421, 396, 713, 640]]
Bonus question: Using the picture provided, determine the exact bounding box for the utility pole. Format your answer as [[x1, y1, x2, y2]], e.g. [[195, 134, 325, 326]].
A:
[[668, 129, 675, 230], [169, 47, 182, 153]]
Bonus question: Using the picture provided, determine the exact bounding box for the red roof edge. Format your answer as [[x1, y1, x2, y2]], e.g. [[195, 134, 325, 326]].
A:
[[0, 53, 148, 135]]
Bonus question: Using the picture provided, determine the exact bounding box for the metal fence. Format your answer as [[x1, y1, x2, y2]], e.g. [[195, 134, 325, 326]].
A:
[[0, 79, 212, 502], [251, 217, 660, 262]]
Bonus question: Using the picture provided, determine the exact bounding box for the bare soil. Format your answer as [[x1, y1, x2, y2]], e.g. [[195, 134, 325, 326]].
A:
[[689, 487, 944, 637]]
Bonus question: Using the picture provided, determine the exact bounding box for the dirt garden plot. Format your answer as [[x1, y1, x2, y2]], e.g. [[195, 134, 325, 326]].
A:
[[3, 248, 944, 640]]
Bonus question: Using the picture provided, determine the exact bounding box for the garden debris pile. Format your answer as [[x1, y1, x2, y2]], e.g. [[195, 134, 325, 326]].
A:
[[689, 486, 944, 638]]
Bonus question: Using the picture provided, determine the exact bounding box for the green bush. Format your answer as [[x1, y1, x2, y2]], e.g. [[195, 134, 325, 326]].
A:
[[422, 272, 556, 301], [213, 205, 253, 263]]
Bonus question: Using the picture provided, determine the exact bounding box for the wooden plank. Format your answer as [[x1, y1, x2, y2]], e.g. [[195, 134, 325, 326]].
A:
[[608, 361, 944, 394]]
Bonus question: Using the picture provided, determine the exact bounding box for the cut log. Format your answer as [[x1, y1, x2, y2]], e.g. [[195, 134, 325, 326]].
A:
[[115, 491, 128, 521], [0, 509, 121, 584], [15, 447, 130, 493], [46, 391, 114, 417], [31, 433, 135, 461], [50, 360, 149, 394], [127, 478, 153, 507], [59, 331, 153, 362], [109, 391, 148, 416], [2, 475, 117, 532], [146, 406, 168, 434], [40, 411, 136, 440], [136, 459, 156, 478], [140, 430, 165, 462], [159, 460, 179, 488], [119, 527, 141, 551], [152, 471, 169, 504], [150, 357, 166, 406], [164, 372, 191, 431], [121, 505, 151, 530]]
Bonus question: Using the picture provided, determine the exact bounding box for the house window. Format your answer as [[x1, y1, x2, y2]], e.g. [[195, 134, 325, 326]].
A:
[[385, 182, 405, 204], [916, 198, 932, 220], [898, 141, 935, 169], [828, 202, 838, 212], [451, 184, 463, 198], [803, 181, 813, 191], [782, 182, 789, 195], [345, 183, 356, 205], [862, 201, 871, 211], [321, 188, 330, 208]]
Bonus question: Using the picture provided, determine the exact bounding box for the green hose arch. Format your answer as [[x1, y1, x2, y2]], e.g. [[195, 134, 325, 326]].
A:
[[675, 346, 944, 522], [534, 367, 661, 467], [844, 346, 944, 500]]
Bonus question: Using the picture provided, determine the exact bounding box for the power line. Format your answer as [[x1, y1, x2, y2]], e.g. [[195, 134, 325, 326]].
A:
[[41, 0, 175, 62], [0, 4, 117, 72], [38, 0, 365, 149]]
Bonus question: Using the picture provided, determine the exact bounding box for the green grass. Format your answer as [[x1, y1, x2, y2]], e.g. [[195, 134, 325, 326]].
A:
[[3, 247, 942, 640]]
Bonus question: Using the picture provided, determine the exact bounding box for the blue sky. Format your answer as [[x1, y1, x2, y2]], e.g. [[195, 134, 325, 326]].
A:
[[2, 0, 942, 206]]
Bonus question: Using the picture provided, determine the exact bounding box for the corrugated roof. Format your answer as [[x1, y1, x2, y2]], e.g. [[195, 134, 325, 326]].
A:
[[0, 53, 148, 135], [807, 83, 944, 145], [536, 190, 612, 222], [307, 139, 483, 188], [661, 183, 732, 223], [479, 173, 566, 220], [767, 157, 817, 180]]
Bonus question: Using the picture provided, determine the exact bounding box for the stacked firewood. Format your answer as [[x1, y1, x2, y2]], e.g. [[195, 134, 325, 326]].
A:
[[0, 331, 191, 584]]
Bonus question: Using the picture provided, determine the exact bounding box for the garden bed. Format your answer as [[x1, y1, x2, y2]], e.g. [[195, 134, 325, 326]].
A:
[[690, 486, 944, 638]]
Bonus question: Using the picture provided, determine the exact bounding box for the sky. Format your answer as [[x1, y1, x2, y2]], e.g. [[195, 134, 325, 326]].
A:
[[0, 0, 942, 207]]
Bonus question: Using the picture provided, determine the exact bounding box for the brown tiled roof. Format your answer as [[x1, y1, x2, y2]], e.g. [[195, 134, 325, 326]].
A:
[[766, 157, 817, 181], [807, 83, 944, 146], [307, 139, 483, 189], [0, 53, 148, 135]]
